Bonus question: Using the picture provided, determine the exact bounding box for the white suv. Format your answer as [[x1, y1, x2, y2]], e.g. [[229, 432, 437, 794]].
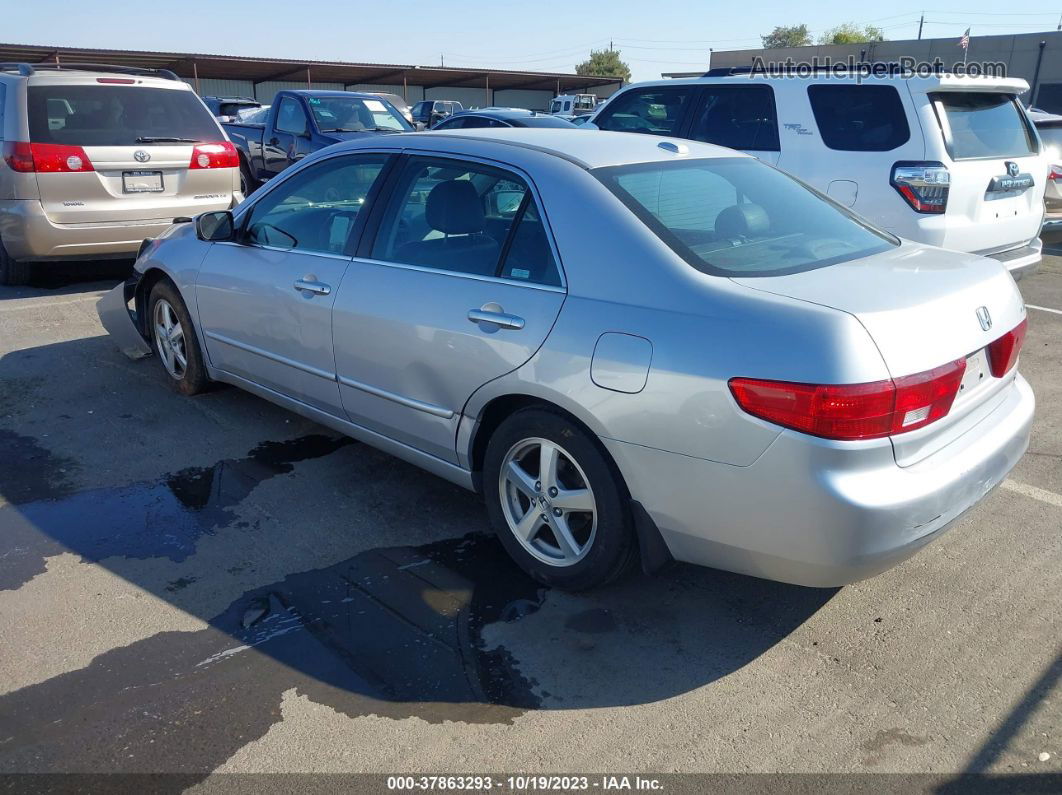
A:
[[589, 69, 1047, 279], [0, 63, 242, 285]]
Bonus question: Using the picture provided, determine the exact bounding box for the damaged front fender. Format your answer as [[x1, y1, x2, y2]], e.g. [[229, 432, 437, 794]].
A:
[[97, 279, 153, 360]]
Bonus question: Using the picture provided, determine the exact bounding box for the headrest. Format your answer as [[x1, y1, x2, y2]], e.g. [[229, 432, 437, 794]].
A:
[[715, 203, 770, 239], [426, 180, 485, 235]]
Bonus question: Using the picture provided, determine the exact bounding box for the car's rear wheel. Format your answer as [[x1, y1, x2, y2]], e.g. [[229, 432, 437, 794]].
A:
[[0, 238, 32, 286], [484, 408, 637, 590], [148, 280, 210, 395], [239, 161, 257, 196]]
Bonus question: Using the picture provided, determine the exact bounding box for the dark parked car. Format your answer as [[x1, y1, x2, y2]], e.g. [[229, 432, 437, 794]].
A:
[[410, 99, 463, 127], [223, 90, 413, 192], [432, 108, 577, 130], [202, 96, 261, 121]]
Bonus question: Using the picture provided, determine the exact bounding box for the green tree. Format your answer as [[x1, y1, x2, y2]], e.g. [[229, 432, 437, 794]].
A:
[[761, 25, 812, 49], [575, 49, 631, 83], [818, 23, 886, 45]]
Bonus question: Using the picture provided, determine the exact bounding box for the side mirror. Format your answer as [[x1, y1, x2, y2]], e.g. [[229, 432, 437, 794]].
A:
[[196, 210, 235, 242]]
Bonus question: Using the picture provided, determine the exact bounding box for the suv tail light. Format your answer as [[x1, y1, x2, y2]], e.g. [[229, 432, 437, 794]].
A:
[[891, 161, 950, 214], [2, 142, 94, 173], [987, 318, 1028, 377], [189, 142, 239, 170], [1049, 165, 1062, 181], [729, 359, 967, 441]]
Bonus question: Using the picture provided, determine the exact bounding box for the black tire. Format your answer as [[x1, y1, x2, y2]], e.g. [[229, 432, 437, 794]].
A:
[[483, 408, 637, 591], [147, 279, 210, 396], [0, 238, 32, 286], [239, 161, 257, 196]]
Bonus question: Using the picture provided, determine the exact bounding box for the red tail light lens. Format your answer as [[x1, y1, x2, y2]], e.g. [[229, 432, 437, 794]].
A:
[[189, 142, 239, 170], [729, 359, 967, 441], [891, 161, 950, 214], [2, 142, 94, 173], [987, 318, 1028, 378], [1050, 165, 1062, 181]]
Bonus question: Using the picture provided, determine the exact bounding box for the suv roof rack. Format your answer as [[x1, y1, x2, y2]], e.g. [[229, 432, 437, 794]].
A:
[[24, 63, 180, 81], [0, 63, 35, 76]]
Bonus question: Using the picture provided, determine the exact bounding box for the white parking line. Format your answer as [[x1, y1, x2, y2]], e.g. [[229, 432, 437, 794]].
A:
[[1002, 479, 1062, 509], [1027, 304, 1062, 316], [0, 294, 102, 312]]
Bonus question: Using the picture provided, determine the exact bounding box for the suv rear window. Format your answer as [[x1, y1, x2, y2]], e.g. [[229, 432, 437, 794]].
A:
[[808, 84, 910, 151], [931, 92, 1037, 160], [27, 85, 221, 146], [594, 158, 896, 277]]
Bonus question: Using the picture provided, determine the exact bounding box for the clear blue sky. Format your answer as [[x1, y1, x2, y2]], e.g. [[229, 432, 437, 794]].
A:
[[6, 1, 1062, 82]]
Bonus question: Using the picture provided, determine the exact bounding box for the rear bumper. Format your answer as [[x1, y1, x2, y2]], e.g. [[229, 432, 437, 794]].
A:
[[0, 200, 225, 261], [603, 374, 1034, 587], [979, 238, 1041, 281]]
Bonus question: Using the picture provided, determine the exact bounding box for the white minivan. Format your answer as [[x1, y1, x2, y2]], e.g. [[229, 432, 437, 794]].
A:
[[589, 70, 1047, 278]]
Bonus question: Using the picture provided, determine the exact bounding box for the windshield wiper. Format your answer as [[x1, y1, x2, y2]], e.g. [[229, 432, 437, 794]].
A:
[[135, 136, 200, 144]]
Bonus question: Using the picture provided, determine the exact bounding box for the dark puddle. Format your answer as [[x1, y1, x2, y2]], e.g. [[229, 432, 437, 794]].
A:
[[0, 434, 351, 590], [0, 533, 545, 776]]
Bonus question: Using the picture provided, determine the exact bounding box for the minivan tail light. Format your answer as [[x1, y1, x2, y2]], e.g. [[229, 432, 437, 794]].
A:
[[1049, 165, 1062, 181], [2, 142, 94, 173], [891, 161, 950, 214], [729, 359, 967, 441], [189, 142, 239, 170], [986, 318, 1028, 378]]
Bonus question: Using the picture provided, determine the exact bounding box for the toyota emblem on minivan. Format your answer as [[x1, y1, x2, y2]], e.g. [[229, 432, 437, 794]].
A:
[[134, 150, 151, 163], [977, 306, 993, 331], [1006, 161, 1019, 177]]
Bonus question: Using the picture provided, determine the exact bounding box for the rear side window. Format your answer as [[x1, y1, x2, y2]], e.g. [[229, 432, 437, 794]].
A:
[[688, 85, 779, 151], [27, 85, 221, 146], [594, 158, 896, 277], [595, 87, 691, 136], [1036, 123, 1062, 157], [808, 85, 910, 151], [931, 92, 1037, 160]]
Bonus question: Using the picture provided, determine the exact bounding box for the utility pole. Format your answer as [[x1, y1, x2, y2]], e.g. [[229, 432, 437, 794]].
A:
[[440, 53, 444, 67], [918, 13, 924, 40]]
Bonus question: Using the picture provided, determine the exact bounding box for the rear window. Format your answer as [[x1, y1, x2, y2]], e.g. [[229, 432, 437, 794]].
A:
[[517, 115, 576, 128], [808, 84, 910, 151], [931, 92, 1037, 160], [28, 85, 221, 146], [594, 158, 896, 277]]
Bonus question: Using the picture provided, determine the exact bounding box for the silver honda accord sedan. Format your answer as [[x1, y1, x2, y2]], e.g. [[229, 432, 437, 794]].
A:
[[98, 129, 1034, 590]]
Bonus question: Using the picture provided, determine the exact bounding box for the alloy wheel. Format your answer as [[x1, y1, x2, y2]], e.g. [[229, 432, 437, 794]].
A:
[[153, 299, 188, 380]]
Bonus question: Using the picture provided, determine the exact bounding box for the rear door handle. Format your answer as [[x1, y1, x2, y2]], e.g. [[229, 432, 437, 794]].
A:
[[294, 279, 331, 296], [468, 308, 524, 330]]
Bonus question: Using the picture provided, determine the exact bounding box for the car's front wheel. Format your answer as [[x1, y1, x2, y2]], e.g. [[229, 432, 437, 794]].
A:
[[148, 280, 210, 395], [484, 408, 637, 590]]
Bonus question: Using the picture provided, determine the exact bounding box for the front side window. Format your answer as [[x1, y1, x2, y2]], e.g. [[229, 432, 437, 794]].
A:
[[244, 154, 389, 255], [306, 95, 412, 132], [931, 92, 1037, 160], [594, 87, 691, 136], [371, 157, 561, 285], [808, 84, 910, 152], [275, 98, 308, 136], [27, 85, 220, 146], [688, 85, 779, 151], [595, 158, 896, 277]]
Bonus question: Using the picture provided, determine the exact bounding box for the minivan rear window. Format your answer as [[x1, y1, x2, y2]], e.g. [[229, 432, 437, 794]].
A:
[[594, 158, 896, 277], [808, 84, 910, 151], [930, 92, 1037, 160], [27, 85, 222, 146]]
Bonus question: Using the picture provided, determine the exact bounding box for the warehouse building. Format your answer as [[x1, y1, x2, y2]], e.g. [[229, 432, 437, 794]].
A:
[[665, 30, 1062, 113], [0, 42, 623, 111]]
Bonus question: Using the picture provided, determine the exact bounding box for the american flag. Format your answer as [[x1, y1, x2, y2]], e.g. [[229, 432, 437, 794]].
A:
[[959, 28, 970, 49]]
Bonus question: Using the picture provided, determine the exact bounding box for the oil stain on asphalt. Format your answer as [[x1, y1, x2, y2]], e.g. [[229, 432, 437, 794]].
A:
[[0, 433, 352, 590]]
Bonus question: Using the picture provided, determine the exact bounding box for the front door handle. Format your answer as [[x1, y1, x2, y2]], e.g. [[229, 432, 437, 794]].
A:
[[294, 279, 331, 296], [468, 308, 524, 330]]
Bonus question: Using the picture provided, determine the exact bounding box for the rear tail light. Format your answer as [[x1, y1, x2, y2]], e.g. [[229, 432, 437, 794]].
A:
[[1049, 165, 1062, 181], [96, 77, 136, 84], [987, 318, 1028, 377], [729, 359, 967, 441], [891, 161, 950, 214], [2, 142, 94, 173], [189, 142, 239, 170]]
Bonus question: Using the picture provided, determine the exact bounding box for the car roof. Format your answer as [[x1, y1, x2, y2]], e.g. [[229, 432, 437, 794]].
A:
[[284, 89, 382, 99], [331, 127, 746, 169], [456, 108, 549, 119]]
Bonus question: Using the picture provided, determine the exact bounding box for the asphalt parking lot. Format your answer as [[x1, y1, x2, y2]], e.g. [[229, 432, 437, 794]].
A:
[[0, 254, 1059, 783]]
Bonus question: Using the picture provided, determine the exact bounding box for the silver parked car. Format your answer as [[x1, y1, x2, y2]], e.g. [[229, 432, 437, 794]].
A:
[[99, 129, 1034, 590]]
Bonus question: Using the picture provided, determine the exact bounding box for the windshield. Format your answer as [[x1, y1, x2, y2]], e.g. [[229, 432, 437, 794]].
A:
[[594, 158, 897, 277], [931, 92, 1037, 160], [28, 85, 221, 146], [306, 96, 413, 132]]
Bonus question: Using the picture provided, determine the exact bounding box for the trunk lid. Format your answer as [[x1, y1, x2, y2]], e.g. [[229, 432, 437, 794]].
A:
[[732, 242, 1027, 465]]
